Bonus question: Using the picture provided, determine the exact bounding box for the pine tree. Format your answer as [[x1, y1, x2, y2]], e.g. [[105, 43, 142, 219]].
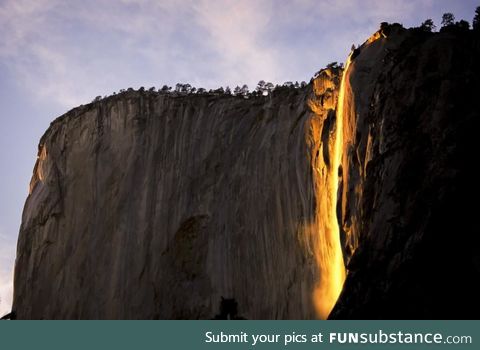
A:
[[420, 19, 436, 32], [441, 13, 455, 27], [473, 6, 480, 30]]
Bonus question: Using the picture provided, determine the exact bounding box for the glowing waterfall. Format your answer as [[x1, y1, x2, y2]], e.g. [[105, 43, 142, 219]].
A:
[[314, 56, 352, 319]]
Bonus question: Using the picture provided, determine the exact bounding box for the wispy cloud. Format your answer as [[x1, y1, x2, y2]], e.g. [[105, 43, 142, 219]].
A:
[[1, 0, 473, 110], [192, 0, 279, 87], [0, 0, 192, 109]]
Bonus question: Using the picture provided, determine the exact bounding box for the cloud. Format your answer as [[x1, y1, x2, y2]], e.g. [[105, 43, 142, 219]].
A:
[[191, 0, 280, 87], [0, 0, 95, 108], [0, 0, 187, 109], [0, 0, 448, 110], [0, 0, 301, 107]]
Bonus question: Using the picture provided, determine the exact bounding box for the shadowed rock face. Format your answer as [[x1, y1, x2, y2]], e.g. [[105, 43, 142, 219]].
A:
[[13, 26, 480, 320], [331, 27, 480, 319], [13, 73, 342, 319]]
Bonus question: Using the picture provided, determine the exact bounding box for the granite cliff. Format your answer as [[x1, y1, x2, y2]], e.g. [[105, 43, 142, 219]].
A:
[[331, 25, 480, 318], [13, 66, 343, 319], [12, 25, 480, 319]]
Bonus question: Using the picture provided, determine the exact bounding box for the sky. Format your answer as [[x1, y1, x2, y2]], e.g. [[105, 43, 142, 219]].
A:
[[0, 0, 477, 316]]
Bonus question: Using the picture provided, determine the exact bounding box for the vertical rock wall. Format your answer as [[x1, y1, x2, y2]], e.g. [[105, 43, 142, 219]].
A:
[[331, 27, 480, 318], [14, 73, 342, 319]]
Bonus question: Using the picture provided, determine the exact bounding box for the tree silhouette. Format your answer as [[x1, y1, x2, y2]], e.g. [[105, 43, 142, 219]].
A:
[[256, 80, 266, 94], [456, 19, 470, 30], [181, 84, 192, 93], [441, 13, 455, 27], [265, 82, 274, 94], [160, 85, 171, 92], [474, 6, 480, 30], [240, 84, 249, 96], [213, 297, 245, 319], [420, 19, 436, 32]]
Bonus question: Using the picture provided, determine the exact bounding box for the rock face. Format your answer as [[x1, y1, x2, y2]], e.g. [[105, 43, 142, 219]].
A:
[[13, 26, 480, 319], [13, 72, 343, 319], [331, 26, 480, 318]]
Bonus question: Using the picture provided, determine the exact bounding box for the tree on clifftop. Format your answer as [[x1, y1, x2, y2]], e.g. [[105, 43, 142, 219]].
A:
[[265, 82, 274, 94], [240, 85, 249, 96], [473, 6, 480, 30], [456, 20, 470, 30], [256, 80, 266, 94], [160, 85, 171, 92], [441, 13, 455, 27], [420, 19, 436, 32]]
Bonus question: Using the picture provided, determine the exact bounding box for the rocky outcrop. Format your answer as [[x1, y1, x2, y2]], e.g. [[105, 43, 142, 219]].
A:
[[331, 26, 480, 318], [13, 71, 343, 319]]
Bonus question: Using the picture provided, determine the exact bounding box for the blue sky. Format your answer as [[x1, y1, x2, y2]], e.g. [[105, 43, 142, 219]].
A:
[[0, 0, 477, 315]]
